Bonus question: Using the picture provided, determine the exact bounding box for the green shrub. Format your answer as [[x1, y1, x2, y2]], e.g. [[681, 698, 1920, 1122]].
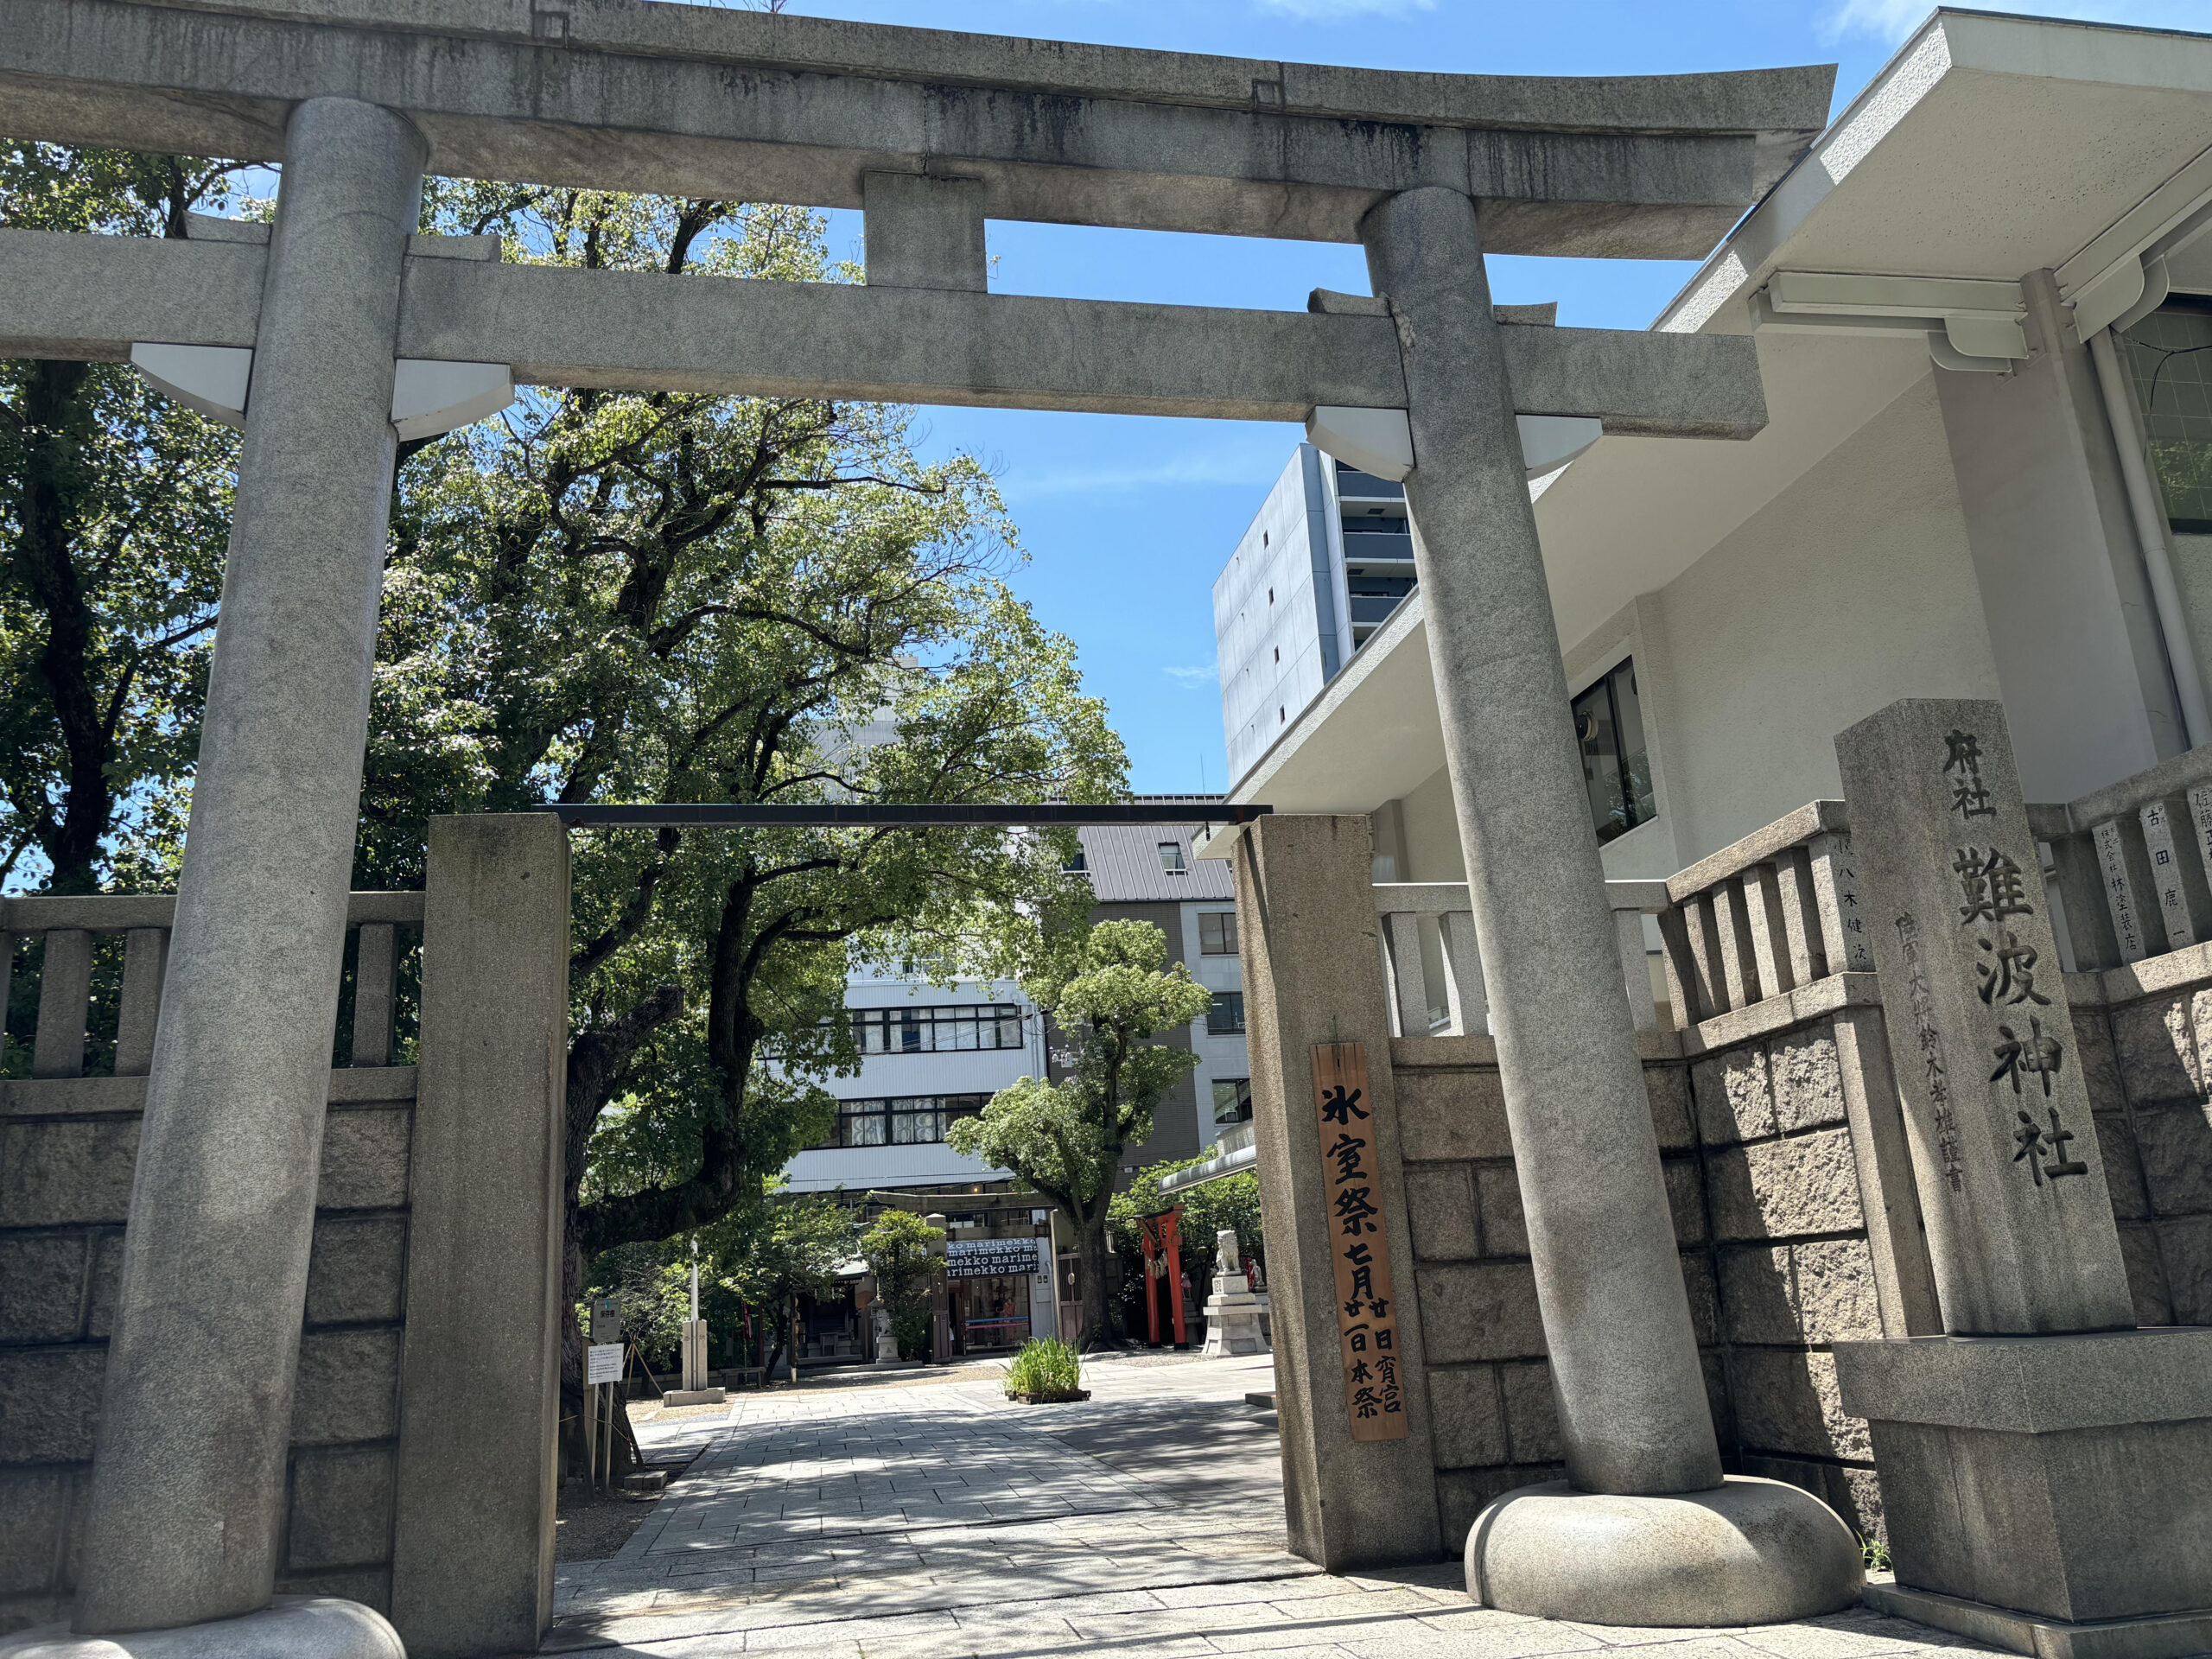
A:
[[1004, 1338, 1083, 1401], [893, 1306, 931, 1360]]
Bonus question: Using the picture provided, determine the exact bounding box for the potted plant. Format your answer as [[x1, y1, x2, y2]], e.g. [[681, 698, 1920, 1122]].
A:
[[1003, 1338, 1088, 1403]]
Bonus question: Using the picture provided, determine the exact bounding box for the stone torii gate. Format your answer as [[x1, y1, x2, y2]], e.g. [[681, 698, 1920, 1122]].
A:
[[1, 3, 1850, 1652]]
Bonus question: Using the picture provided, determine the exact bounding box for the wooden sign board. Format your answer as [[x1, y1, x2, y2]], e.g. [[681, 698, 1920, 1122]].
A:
[[1311, 1042, 1408, 1441]]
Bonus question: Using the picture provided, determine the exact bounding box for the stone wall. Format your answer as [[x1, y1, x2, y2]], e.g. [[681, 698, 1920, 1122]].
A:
[[0, 1067, 415, 1631], [1688, 1014, 1884, 1533], [2069, 943, 2212, 1325], [0, 818, 568, 1653], [1395, 1034, 1713, 1547], [1391, 995, 1926, 1552]]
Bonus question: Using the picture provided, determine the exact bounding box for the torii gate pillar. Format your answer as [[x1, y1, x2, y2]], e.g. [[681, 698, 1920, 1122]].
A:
[[1364, 186, 1865, 1624], [70, 97, 423, 1656]]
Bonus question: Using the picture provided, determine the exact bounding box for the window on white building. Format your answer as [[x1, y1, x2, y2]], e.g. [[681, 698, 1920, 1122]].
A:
[[818, 1094, 989, 1148], [839, 1004, 1025, 1054], [1572, 658, 1654, 845], [1198, 911, 1238, 955], [1206, 992, 1245, 1034], [1158, 841, 1186, 874], [1212, 1077, 1253, 1126]]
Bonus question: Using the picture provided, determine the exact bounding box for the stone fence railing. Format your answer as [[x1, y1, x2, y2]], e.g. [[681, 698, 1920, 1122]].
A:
[[2030, 746, 2212, 973], [1652, 800, 1871, 1030], [3, 890, 423, 1079], [1376, 741, 2212, 1041], [1374, 879, 1666, 1038], [1375, 798, 1869, 1041], [1, 818, 566, 1649]]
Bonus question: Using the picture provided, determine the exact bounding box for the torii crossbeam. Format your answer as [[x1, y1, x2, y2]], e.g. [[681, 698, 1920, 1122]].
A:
[[0, 4, 1841, 1654]]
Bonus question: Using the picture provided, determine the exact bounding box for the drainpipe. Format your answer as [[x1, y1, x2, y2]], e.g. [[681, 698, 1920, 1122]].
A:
[[2088, 325, 2212, 747]]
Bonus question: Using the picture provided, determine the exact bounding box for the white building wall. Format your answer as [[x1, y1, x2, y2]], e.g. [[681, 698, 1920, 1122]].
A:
[[1643, 373, 2005, 865], [1179, 898, 1251, 1150], [779, 973, 1041, 1196], [1217, 448, 1333, 782]]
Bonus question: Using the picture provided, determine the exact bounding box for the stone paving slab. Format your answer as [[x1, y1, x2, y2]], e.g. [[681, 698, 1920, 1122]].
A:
[[529, 1354, 2002, 1659]]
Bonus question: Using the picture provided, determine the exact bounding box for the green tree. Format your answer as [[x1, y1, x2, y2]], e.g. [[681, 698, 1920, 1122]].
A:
[[714, 1193, 856, 1382], [0, 152, 1127, 1436], [949, 920, 1212, 1347], [581, 1241, 692, 1371], [0, 143, 249, 893], [859, 1208, 944, 1360]]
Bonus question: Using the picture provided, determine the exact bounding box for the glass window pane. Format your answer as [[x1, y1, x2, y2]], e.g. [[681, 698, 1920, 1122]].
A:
[[1211, 1078, 1252, 1125], [2125, 304, 2212, 530], [1574, 676, 1630, 843], [1610, 660, 1653, 835]]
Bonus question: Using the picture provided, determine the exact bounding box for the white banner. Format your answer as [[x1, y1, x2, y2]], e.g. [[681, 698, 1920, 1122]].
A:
[[944, 1236, 1047, 1280]]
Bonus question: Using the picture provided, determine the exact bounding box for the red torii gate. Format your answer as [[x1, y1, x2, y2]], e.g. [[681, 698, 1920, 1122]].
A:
[[1137, 1206, 1187, 1347]]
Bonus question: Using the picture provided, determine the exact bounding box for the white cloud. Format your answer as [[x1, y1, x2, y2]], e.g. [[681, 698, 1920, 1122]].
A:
[[1163, 664, 1220, 688], [1000, 446, 1289, 499], [1821, 0, 2205, 44], [1253, 0, 1433, 16]]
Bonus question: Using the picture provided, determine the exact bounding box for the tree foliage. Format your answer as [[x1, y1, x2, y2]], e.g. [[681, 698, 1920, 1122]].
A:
[[358, 182, 1125, 1412], [949, 919, 1211, 1345], [0, 143, 251, 893], [860, 1208, 944, 1359], [1109, 1160, 1264, 1270], [1, 150, 1129, 1442], [712, 1193, 857, 1379]]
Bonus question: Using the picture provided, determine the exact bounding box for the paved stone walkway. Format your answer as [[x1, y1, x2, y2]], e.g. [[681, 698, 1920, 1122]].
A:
[[531, 1354, 1999, 1659]]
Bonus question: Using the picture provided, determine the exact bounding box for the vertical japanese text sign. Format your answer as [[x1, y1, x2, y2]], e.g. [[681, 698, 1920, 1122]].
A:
[[1834, 699, 2133, 1336], [1311, 1042, 1408, 1441]]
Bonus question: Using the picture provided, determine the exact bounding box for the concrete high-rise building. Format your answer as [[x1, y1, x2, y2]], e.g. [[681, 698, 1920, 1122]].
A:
[[1214, 445, 1415, 783]]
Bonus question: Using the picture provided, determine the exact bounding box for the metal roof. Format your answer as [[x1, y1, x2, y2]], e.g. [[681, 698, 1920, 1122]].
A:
[[1078, 804, 1238, 903]]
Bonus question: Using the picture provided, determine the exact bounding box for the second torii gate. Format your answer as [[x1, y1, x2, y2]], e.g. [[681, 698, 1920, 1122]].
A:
[[0, 3, 1853, 1653]]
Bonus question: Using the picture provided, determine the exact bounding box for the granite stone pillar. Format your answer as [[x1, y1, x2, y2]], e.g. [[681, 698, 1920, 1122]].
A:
[[72, 97, 423, 1644], [1361, 186, 1859, 1624], [1834, 699, 2212, 1657], [388, 815, 570, 1659], [1230, 814, 1441, 1572]]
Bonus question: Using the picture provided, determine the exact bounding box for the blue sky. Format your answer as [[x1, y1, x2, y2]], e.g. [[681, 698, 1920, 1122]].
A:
[[795, 0, 2202, 794]]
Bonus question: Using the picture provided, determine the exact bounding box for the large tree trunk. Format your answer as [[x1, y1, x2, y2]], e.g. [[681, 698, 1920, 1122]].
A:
[[558, 985, 681, 1481], [1073, 1202, 1115, 1350], [15, 359, 109, 895]]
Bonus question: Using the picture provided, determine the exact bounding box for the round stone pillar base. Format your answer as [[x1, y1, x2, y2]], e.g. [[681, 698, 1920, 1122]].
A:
[[1466, 1477, 1865, 1627], [0, 1598, 404, 1659]]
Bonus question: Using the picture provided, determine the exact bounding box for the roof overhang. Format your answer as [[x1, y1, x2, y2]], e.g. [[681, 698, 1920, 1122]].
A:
[[1234, 8, 2212, 813]]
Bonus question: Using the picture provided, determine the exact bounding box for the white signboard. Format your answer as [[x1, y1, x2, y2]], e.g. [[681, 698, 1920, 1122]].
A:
[[586, 1343, 625, 1384], [943, 1236, 1048, 1281]]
